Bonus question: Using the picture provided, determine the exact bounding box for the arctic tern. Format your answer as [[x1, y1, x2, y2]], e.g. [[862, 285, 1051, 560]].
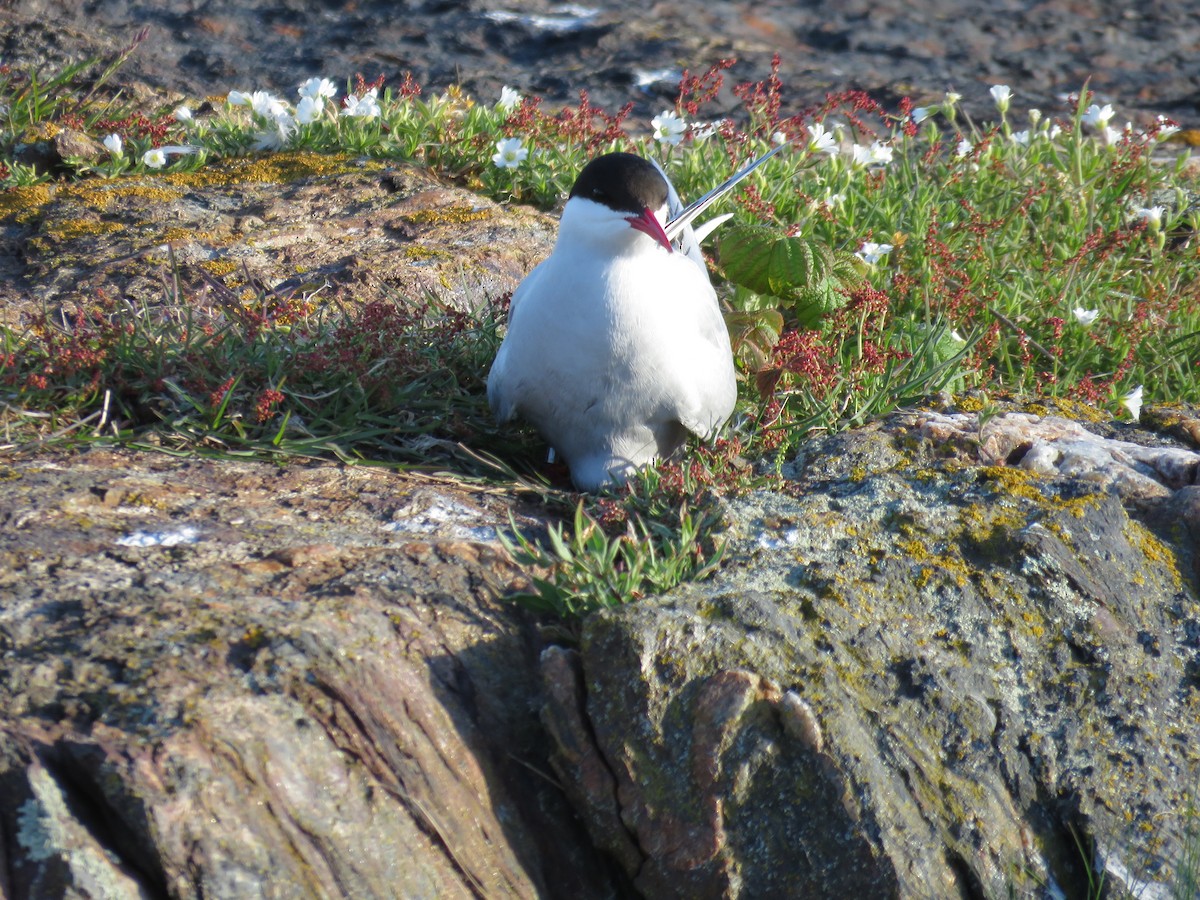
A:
[[487, 145, 785, 490]]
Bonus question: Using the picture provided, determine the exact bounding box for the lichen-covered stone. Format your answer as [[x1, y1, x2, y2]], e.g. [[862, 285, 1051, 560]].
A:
[[548, 412, 1200, 898]]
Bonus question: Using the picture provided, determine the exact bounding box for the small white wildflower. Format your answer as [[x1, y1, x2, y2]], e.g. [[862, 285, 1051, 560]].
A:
[[298, 77, 338, 101], [1082, 103, 1115, 129], [868, 141, 893, 165], [1028, 108, 1041, 126], [954, 138, 974, 158], [911, 107, 931, 124], [295, 96, 322, 125], [1155, 115, 1180, 140], [1103, 124, 1125, 146], [252, 115, 295, 150], [1045, 123, 1062, 140], [1072, 307, 1099, 327], [805, 121, 838, 156], [1120, 384, 1143, 420], [1134, 206, 1165, 229], [341, 89, 381, 118], [1011, 129, 1031, 146], [651, 109, 687, 145], [850, 141, 893, 167], [492, 136, 528, 169], [227, 90, 252, 106], [250, 90, 288, 119], [944, 92, 961, 107], [497, 85, 522, 112], [690, 119, 725, 141], [103, 133, 123, 156], [771, 131, 788, 145], [856, 241, 894, 265], [174, 105, 194, 123], [818, 190, 845, 210], [990, 84, 1011, 113], [142, 148, 167, 169]]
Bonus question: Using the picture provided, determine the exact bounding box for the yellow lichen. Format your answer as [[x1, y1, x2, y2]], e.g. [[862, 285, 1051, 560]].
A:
[[43, 218, 123, 241], [402, 244, 453, 261], [67, 181, 184, 208], [1125, 520, 1183, 588], [0, 183, 55, 222], [159, 227, 210, 244], [201, 259, 239, 277], [403, 205, 493, 226], [163, 152, 380, 188]]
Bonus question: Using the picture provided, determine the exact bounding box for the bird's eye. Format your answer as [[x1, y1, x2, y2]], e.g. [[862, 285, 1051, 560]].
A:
[[591, 187, 607, 200]]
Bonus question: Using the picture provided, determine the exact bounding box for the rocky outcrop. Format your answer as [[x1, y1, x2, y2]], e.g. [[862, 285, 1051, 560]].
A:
[[0, 151, 556, 329], [3, 411, 1199, 897], [0, 449, 627, 897], [543, 410, 1200, 898]]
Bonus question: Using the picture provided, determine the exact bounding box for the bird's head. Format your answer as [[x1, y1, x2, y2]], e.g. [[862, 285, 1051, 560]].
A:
[[563, 152, 673, 253]]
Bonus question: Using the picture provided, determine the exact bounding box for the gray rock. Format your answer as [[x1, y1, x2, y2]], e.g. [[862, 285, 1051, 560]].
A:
[[0, 449, 626, 898], [545, 413, 1200, 898]]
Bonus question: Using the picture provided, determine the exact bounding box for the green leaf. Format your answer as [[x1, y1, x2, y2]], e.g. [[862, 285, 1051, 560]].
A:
[[718, 224, 834, 304], [725, 307, 784, 370]]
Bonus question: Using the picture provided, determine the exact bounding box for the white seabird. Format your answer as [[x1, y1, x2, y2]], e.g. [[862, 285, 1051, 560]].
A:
[[488, 148, 782, 490]]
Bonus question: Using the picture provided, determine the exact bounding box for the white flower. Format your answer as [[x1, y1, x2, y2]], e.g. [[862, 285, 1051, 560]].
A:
[[1155, 115, 1180, 140], [295, 96, 323, 125], [174, 105, 193, 123], [818, 191, 845, 210], [1011, 130, 1031, 146], [850, 141, 893, 167], [652, 109, 687, 145], [856, 241, 894, 264], [1082, 103, 1115, 129], [140, 144, 196, 167], [103, 133, 123, 156], [690, 119, 725, 141], [911, 107, 931, 124], [868, 141, 893, 165], [805, 121, 838, 156], [1120, 385, 1143, 420], [250, 90, 288, 119], [492, 136, 528, 169], [497, 85, 522, 112], [850, 144, 872, 166], [771, 131, 788, 145], [227, 90, 252, 106], [990, 84, 1011, 113], [252, 115, 295, 150], [298, 77, 338, 101], [1134, 206, 1165, 229], [341, 89, 381, 118], [1103, 125, 1124, 146], [1072, 307, 1099, 326], [954, 138, 974, 158], [1044, 123, 1062, 140], [944, 92, 961, 107]]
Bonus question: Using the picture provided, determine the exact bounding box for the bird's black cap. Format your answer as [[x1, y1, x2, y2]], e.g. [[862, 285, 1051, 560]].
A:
[[569, 152, 668, 215]]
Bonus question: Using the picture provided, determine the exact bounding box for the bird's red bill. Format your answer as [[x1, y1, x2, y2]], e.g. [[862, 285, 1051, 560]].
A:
[[626, 208, 673, 253]]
